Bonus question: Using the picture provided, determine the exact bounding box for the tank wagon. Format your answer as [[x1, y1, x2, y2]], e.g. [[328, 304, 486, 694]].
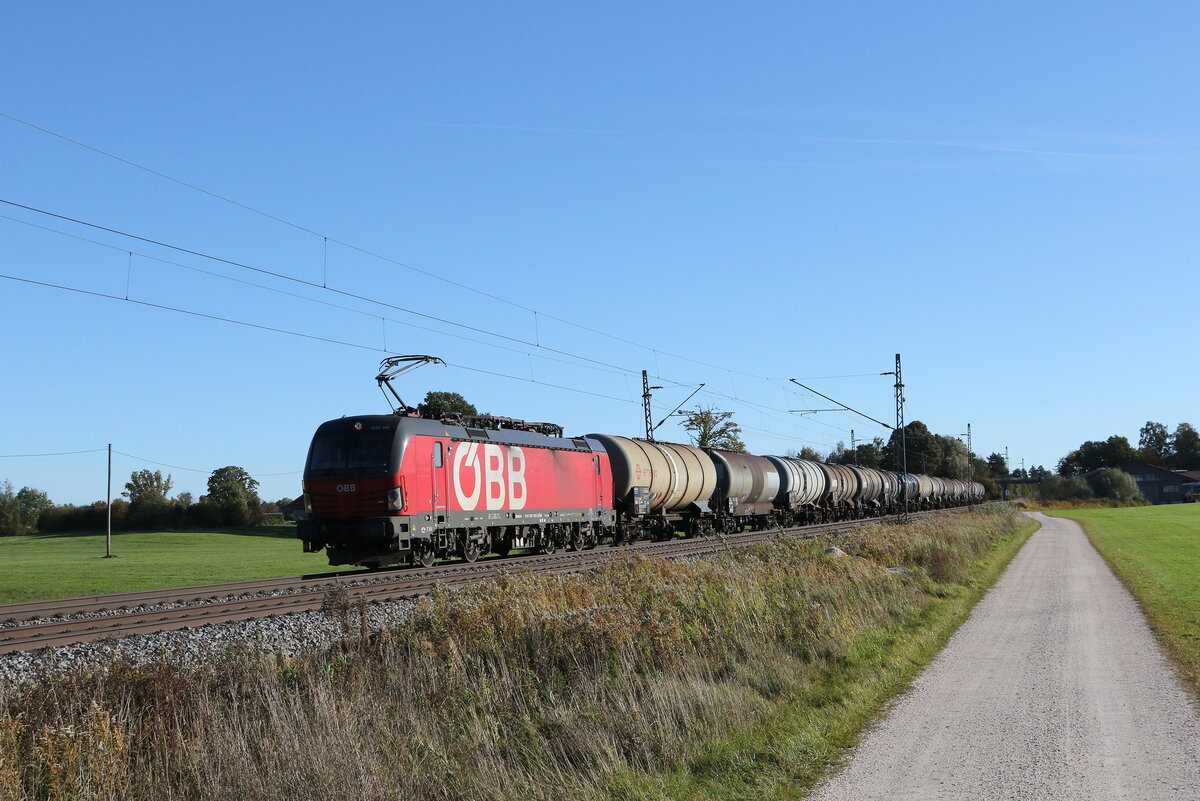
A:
[[586, 434, 717, 541], [298, 415, 985, 568], [763, 456, 826, 526]]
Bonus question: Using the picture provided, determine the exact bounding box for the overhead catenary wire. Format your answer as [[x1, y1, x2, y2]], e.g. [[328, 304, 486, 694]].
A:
[[0, 271, 636, 405], [0, 268, 838, 451], [0, 112, 793, 382], [1, 203, 861, 431], [0, 111, 932, 455], [0, 200, 658, 379], [0, 212, 632, 379]]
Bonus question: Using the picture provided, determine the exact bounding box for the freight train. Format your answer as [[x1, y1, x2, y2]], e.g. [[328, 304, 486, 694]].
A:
[[296, 411, 985, 568]]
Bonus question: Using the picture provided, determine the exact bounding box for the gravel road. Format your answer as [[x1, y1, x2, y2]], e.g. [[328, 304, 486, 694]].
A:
[[807, 511, 1200, 801]]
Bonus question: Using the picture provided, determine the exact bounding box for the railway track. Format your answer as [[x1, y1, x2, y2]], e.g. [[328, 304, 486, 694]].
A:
[[0, 510, 955, 655]]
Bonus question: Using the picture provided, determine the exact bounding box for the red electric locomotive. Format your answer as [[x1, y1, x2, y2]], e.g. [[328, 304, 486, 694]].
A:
[[297, 413, 615, 567]]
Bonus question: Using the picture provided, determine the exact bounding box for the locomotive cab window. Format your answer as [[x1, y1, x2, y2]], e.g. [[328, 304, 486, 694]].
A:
[[434, 441, 444, 468], [307, 421, 397, 475]]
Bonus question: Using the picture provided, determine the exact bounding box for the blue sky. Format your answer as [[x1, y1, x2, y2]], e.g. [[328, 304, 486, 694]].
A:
[[2, 1, 1197, 505]]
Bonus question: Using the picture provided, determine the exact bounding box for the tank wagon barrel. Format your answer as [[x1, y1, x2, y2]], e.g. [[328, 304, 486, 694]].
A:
[[878, 470, 900, 506], [706, 449, 780, 517], [585, 434, 716, 514], [845, 465, 884, 512]]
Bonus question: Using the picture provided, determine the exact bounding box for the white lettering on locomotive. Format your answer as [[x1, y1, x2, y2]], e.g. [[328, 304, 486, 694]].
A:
[[452, 442, 482, 510], [507, 448, 526, 510], [336, 484, 357, 493], [452, 442, 526, 511]]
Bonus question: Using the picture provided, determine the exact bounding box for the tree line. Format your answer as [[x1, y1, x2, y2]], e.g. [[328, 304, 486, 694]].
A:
[[1056, 421, 1200, 476], [0, 466, 289, 537]]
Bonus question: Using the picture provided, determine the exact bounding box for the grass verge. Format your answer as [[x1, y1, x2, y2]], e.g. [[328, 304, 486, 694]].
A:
[[0, 527, 357, 603], [0, 506, 1034, 800], [1049, 504, 1200, 695]]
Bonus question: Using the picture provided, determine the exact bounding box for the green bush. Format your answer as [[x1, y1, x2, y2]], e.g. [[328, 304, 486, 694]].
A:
[[1088, 468, 1147, 503], [1038, 474, 1094, 502]]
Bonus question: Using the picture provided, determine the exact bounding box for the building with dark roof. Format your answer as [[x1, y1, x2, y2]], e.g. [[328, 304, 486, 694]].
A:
[[1111, 462, 1195, 504]]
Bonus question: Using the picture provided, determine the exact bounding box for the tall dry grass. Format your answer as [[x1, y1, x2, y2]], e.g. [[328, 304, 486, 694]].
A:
[[0, 505, 1023, 801]]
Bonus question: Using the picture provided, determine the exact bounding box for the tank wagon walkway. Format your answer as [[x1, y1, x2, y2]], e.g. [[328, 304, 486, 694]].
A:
[[807, 512, 1200, 801]]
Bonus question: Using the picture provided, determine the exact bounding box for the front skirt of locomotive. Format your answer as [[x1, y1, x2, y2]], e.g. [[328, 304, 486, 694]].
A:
[[297, 516, 412, 566]]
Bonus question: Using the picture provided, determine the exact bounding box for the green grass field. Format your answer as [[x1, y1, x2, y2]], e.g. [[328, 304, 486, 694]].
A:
[[1050, 503, 1200, 694], [0, 527, 356, 603]]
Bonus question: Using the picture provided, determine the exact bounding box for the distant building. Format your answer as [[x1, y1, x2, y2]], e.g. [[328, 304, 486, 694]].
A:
[[1102, 462, 1197, 504], [282, 496, 307, 521]]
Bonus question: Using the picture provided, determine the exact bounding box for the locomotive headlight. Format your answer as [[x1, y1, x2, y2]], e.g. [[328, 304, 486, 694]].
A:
[[387, 486, 404, 512]]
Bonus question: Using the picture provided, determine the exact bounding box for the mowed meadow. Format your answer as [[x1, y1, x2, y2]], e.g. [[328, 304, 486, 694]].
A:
[[0, 528, 355, 603], [1051, 503, 1200, 694], [0, 506, 1033, 801]]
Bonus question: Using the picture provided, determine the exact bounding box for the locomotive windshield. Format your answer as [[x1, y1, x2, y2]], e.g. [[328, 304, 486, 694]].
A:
[[306, 420, 398, 476]]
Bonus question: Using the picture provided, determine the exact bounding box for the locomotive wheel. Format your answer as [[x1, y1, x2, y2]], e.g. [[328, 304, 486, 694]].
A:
[[461, 538, 480, 563], [494, 537, 512, 558], [568, 529, 584, 551], [413, 543, 436, 568]]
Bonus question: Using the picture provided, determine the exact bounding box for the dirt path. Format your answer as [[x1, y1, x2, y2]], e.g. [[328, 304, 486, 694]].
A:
[[807, 512, 1200, 801]]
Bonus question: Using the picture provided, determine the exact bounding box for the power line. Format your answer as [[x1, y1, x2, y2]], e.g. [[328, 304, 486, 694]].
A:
[[0, 212, 631, 379], [0, 199, 893, 439], [1, 204, 855, 430], [791, 372, 894, 380], [789, 378, 895, 430], [112, 449, 301, 477], [0, 199, 648, 378], [0, 112, 791, 381], [3, 265, 840, 451], [0, 270, 639, 406], [0, 448, 107, 458]]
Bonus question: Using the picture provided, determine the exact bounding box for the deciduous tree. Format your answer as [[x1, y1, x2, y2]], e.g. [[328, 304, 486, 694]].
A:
[[1137, 421, 1171, 464], [1170, 423, 1200, 469], [419, 391, 478, 418], [205, 466, 263, 526], [681, 406, 746, 453], [0, 482, 51, 536], [123, 469, 173, 505]]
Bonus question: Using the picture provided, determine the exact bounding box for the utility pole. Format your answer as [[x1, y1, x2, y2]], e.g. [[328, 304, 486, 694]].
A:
[[104, 443, 114, 558], [960, 423, 973, 479], [967, 423, 972, 480], [642, 370, 663, 441], [850, 429, 857, 465], [894, 353, 908, 521]]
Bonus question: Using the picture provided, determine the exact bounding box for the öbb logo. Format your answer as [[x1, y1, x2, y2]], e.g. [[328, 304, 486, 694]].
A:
[[452, 443, 527, 511]]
